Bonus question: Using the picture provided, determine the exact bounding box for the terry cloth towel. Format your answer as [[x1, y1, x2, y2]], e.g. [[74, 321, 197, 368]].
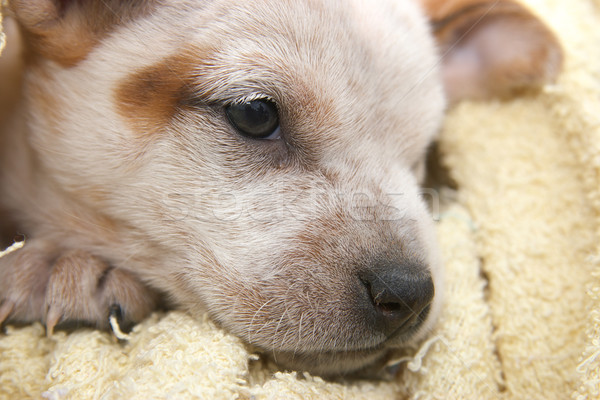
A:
[[1, 0, 600, 398]]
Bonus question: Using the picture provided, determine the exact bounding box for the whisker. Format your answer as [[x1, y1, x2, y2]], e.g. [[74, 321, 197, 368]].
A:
[[247, 298, 274, 344]]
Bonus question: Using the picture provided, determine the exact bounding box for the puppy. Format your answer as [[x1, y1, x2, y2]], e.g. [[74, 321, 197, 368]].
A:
[[0, 0, 561, 377]]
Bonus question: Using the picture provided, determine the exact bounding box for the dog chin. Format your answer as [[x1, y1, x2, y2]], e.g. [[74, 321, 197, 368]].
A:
[[270, 347, 389, 378], [267, 314, 435, 378]]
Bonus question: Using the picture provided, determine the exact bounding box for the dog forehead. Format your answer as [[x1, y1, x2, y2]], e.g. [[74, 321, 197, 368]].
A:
[[188, 0, 442, 161], [102, 0, 443, 166], [112, 0, 440, 105], [177, 1, 442, 121], [187, 0, 432, 73]]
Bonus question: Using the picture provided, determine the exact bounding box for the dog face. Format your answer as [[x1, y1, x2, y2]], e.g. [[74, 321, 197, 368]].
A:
[[2, 0, 561, 376], [7, 0, 444, 375]]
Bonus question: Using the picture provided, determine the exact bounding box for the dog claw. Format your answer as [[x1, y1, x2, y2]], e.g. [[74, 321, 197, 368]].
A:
[[45, 306, 62, 337], [108, 304, 132, 339], [0, 301, 15, 326], [2, 242, 158, 333], [109, 304, 123, 323]]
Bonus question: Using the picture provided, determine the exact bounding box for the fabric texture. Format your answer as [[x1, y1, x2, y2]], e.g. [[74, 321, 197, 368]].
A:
[[1, 0, 599, 398]]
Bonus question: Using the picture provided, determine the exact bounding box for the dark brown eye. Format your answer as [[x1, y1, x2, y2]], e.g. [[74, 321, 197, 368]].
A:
[[225, 99, 280, 139]]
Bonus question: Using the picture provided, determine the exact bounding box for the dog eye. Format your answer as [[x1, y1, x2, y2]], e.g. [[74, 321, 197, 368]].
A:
[[225, 99, 280, 140]]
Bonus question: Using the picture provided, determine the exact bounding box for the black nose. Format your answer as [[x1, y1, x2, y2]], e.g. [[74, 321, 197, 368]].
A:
[[360, 263, 434, 337]]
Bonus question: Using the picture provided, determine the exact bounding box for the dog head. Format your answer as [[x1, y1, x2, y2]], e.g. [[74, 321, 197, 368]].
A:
[[7, 0, 561, 376]]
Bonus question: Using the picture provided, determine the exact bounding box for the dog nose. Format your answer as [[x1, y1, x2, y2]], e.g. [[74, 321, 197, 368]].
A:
[[360, 264, 434, 337]]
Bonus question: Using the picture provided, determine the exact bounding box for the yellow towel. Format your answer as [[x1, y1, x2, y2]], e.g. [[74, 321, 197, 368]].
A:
[[1, 0, 599, 398]]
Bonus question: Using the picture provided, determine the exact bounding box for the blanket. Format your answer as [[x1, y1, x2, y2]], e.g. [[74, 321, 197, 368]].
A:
[[1, 0, 599, 398]]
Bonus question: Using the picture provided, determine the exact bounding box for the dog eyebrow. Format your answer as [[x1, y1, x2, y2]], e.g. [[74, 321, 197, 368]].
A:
[[179, 50, 286, 105], [186, 73, 282, 107], [227, 93, 276, 105]]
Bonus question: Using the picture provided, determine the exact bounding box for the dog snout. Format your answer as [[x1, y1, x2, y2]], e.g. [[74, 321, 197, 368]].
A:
[[360, 262, 434, 338]]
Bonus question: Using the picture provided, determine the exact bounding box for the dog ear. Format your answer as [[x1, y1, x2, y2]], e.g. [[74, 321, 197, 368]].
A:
[[8, 0, 152, 66], [420, 0, 563, 104]]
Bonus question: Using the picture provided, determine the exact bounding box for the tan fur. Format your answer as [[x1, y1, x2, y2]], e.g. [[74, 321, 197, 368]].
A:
[[0, 0, 562, 377]]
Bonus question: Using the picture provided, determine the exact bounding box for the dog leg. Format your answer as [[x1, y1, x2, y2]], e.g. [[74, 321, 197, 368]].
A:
[[0, 239, 158, 334]]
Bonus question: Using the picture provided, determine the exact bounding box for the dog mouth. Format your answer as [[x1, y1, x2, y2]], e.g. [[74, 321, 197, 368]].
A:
[[269, 347, 388, 378], [230, 253, 437, 377], [263, 304, 432, 378], [268, 344, 404, 379], [384, 303, 432, 343]]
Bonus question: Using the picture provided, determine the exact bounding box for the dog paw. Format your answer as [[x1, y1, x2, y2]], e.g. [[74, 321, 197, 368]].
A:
[[0, 239, 159, 335]]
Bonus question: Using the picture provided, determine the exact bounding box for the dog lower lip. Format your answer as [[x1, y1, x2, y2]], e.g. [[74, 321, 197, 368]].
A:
[[276, 319, 426, 359], [271, 346, 388, 377], [271, 341, 415, 378], [267, 304, 431, 363]]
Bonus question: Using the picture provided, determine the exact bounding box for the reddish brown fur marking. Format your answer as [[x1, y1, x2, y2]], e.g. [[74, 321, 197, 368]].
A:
[[10, 0, 158, 67], [115, 54, 197, 139]]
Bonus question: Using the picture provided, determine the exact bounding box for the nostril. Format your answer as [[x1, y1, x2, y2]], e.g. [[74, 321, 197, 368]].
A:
[[377, 302, 402, 314], [360, 265, 435, 336], [367, 283, 403, 314]]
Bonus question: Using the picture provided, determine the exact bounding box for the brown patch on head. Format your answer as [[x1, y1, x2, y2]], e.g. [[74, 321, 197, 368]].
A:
[[10, 0, 158, 67], [115, 53, 199, 139]]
